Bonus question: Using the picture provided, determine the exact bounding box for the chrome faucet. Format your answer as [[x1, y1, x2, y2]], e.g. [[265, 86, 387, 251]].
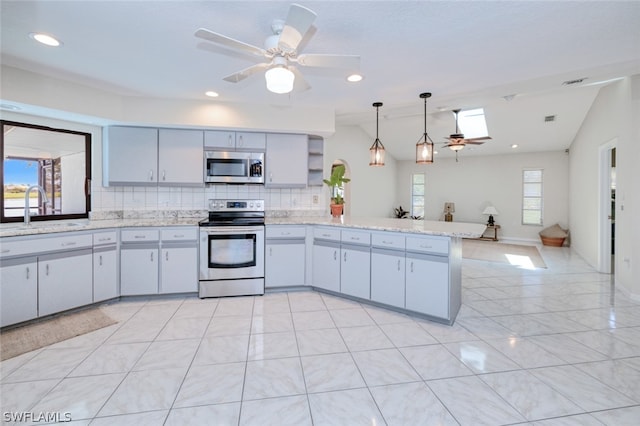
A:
[[24, 185, 49, 226]]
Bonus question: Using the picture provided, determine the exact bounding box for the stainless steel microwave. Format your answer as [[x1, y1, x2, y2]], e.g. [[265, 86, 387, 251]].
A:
[[204, 151, 264, 184]]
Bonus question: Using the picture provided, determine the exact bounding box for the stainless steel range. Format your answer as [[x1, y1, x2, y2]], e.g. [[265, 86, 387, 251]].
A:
[[199, 199, 265, 298]]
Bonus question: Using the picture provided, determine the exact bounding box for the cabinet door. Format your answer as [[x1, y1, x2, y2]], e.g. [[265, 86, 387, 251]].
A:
[[160, 246, 198, 294], [266, 242, 305, 288], [405, 254, 449, 319], [105, 127, 158, 185], [266, 134, 308, 187], [94, 248, 118, 302], [236, 132, 266, 150], [371, 250, 405, 308], [39, 250, 93, 317], [158, 129, 204, 186], [121, 248, 159, 295], [340, 246, 371, 299], [204, 130, 235, 149], [1, 257, 38, 327], [312, 242, 340, 292]]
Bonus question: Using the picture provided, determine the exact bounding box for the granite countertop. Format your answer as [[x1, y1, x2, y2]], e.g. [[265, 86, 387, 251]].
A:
[[1, 215, 486, 239], [266, 216, 487, 238]]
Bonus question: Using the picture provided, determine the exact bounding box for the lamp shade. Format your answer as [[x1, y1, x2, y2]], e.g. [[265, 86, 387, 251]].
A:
[[482, 206, 499, 216], [265, 66, 295, 94]]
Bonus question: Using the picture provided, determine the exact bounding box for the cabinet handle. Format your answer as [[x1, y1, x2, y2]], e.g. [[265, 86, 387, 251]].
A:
[[282, 232, 291, 236], [269, 247, 272, 256], [150, 252, 154, 262], [1, 249, 10, 254], [134, 235, 146, 239], [333, 250, 337, 260], [343, 252, 347, 262], [173, 234, 184, 238], [269, 172, 273, 183], [98, 238, 110, 242], [149, 170, 154, 181], [165, 251, 169, 261], [46, 264, 50, 276], [397, 259, 401, 271], [410, 261, 414, 273], [26, 266, 30, 279], [99, 255, 103, 266], [420, 244, 432, 249], [351, 237, 360, 241], [162, 170, 166, 181], [238, 135, 243, 147], [61, 242, 77, 247]]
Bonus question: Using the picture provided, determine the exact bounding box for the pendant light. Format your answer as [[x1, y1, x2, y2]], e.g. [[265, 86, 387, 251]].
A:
[[415, 92, 434, 164], [369, 102, 385, 166]]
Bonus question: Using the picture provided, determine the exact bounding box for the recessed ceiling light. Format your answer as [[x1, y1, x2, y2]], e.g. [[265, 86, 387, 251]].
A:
[[205, 91, 219, 98], [433, 150, 439, 155], [29, 32, 62, 47], [511, 144, 518, 148], [346, 74, 363, 83]]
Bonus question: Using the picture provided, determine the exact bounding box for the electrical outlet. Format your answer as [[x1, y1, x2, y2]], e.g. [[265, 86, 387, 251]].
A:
[[313, 195, 319, 204]]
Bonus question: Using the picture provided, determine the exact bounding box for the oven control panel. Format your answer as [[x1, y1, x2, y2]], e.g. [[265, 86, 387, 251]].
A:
[[208, 199, 264, 212]]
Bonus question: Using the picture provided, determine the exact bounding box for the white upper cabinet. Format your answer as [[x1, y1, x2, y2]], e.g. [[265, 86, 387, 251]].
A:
[[204, 131, 266, 151], [158, 129, 204, 186], [266, 133, 308, 188], [104, 127, 158, 185]]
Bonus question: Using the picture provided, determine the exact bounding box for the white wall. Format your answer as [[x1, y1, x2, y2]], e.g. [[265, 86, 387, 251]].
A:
[[569, 76, 639, 299], [396, 151, 570, 242], [324, 125, 398, 218]]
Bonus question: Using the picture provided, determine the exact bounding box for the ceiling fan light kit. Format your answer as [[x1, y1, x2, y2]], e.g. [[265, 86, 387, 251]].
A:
[[265, 64, 295, 94], [369, 102, 386, 167], [416, 92, 434, 164]]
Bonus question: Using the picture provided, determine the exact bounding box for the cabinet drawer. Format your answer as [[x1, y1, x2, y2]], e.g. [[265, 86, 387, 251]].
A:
[[406, 236, 449, 255], [266, 226, 306, 239], [371, 232, 405, 250], [93, 231, 118, 246], [161, 227, 197, 241], [121, 229, 159, 242], [341, 229, 370, 246], [313, 227, 341, 242], [2, 234, 92, 258]]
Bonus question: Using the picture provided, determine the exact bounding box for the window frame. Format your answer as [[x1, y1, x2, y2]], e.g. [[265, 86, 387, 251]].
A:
[[1, 120, 92, 224], [522, 168, 543, 226], [411, 172, 425, 219]]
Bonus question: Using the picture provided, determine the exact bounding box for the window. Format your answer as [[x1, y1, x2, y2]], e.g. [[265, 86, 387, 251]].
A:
[[522, 169, 543, 225], [1, 120, 91, 223], [411, 173, 425, 218], [458, 108, 489, 138]]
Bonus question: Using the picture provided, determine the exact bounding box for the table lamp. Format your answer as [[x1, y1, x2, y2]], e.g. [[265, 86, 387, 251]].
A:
[[482, 205, 499, 226], [444, 202, 455, 222]]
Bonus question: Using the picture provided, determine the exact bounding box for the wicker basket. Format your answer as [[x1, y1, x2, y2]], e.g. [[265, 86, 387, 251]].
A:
[[541, 236, 565, 247]]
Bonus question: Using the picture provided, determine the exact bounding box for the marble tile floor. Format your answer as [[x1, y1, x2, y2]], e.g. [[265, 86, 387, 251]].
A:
[[1, 246, 640, 425]]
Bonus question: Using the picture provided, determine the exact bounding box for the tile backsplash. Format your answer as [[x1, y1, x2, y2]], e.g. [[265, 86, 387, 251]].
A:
[[91, 184, 327, 217]]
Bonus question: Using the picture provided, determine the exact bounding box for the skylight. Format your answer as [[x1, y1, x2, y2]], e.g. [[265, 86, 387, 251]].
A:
[[458, 108, 489, 138]]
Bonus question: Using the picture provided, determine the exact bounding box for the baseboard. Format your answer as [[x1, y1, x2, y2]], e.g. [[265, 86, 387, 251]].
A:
[[497, 237, 540, 245]]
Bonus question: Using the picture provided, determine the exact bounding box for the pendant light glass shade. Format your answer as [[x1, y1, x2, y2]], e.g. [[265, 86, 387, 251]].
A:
[[416, 92, 434, 164], [369, 102, 385, 166]]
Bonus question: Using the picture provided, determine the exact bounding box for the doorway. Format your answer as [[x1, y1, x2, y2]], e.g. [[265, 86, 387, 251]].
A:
[[598, 141, 616, 274]]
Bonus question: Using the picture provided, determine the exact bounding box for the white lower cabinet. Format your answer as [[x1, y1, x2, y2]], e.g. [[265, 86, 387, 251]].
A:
[[160, 246, 198, 294], [93, 248, 118, 302], [39, 249, 93, 317], [371, 248, 406, 308], [120, 247, 159, 295], [265, 225, 306, 289], [405, 252, 449, 319], [0, 257, 38, 327], [340, 245, 371, 299], [312, 241, 341, 292]]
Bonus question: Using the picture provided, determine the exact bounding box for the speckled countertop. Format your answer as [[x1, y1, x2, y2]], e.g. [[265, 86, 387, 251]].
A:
[[1, 216, 486, 239]]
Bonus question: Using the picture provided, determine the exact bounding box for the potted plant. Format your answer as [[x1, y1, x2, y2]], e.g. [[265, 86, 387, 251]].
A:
[[323, 164, 350, 217]]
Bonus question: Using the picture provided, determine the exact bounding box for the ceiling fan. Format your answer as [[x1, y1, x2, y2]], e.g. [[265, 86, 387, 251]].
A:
[[442, 109, 492, 160], [195, 3, 360, 94]]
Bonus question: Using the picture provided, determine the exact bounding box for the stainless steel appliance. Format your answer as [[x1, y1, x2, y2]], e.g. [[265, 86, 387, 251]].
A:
[[199, 199, 265, 297], [204, 151, 264, 184]]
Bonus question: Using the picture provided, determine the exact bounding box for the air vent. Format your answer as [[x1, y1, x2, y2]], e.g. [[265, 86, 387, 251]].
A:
[[544, 115, 556, 123], [562, 78, 587, 86]]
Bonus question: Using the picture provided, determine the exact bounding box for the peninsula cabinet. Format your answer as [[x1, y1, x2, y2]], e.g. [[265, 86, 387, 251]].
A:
[[340, 230, 371, 300], [312, 227, 341, 292], [405, 236, 450, 319], [265, 133, 308, 188], [265, 225, 306, 289], [370, 232, 406, 309]]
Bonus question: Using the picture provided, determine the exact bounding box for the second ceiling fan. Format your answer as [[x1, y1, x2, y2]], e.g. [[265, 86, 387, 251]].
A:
[[195, 3, 360, 94]]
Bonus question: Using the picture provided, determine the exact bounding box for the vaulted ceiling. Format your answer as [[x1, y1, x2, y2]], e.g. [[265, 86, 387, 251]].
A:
[[1, 1, 639, 161]]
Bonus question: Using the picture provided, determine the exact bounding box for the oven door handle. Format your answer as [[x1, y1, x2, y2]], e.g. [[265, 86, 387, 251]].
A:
[[200, 226, 263, 234]]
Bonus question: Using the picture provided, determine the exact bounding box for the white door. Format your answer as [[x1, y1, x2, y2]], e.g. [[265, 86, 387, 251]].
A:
[[0, 258, 38, 326], [312, 242, 340, 292], [93, 249, 118, 302], [371, 249, 405, 308], [405, 254, 449, 319], [266, 242, 306, 288], [106, 127, 158, 185], [39, 251, 93, 316], [340, 246, 371, 299], [160, 246, 198, 294], [121, 248, 159, 295], [158, 129, 204, 185], [265, 133, 308, 187]]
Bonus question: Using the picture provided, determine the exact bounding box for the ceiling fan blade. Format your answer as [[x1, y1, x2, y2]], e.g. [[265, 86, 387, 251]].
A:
[[466, 136, 492, 142], [296, 54, 360, 69], [195, 28, 266, 58], [464, 140, 486, 145], [290, 67, 311, 92], [278, 4, 317, 51], [222, 63, 270, 83]]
